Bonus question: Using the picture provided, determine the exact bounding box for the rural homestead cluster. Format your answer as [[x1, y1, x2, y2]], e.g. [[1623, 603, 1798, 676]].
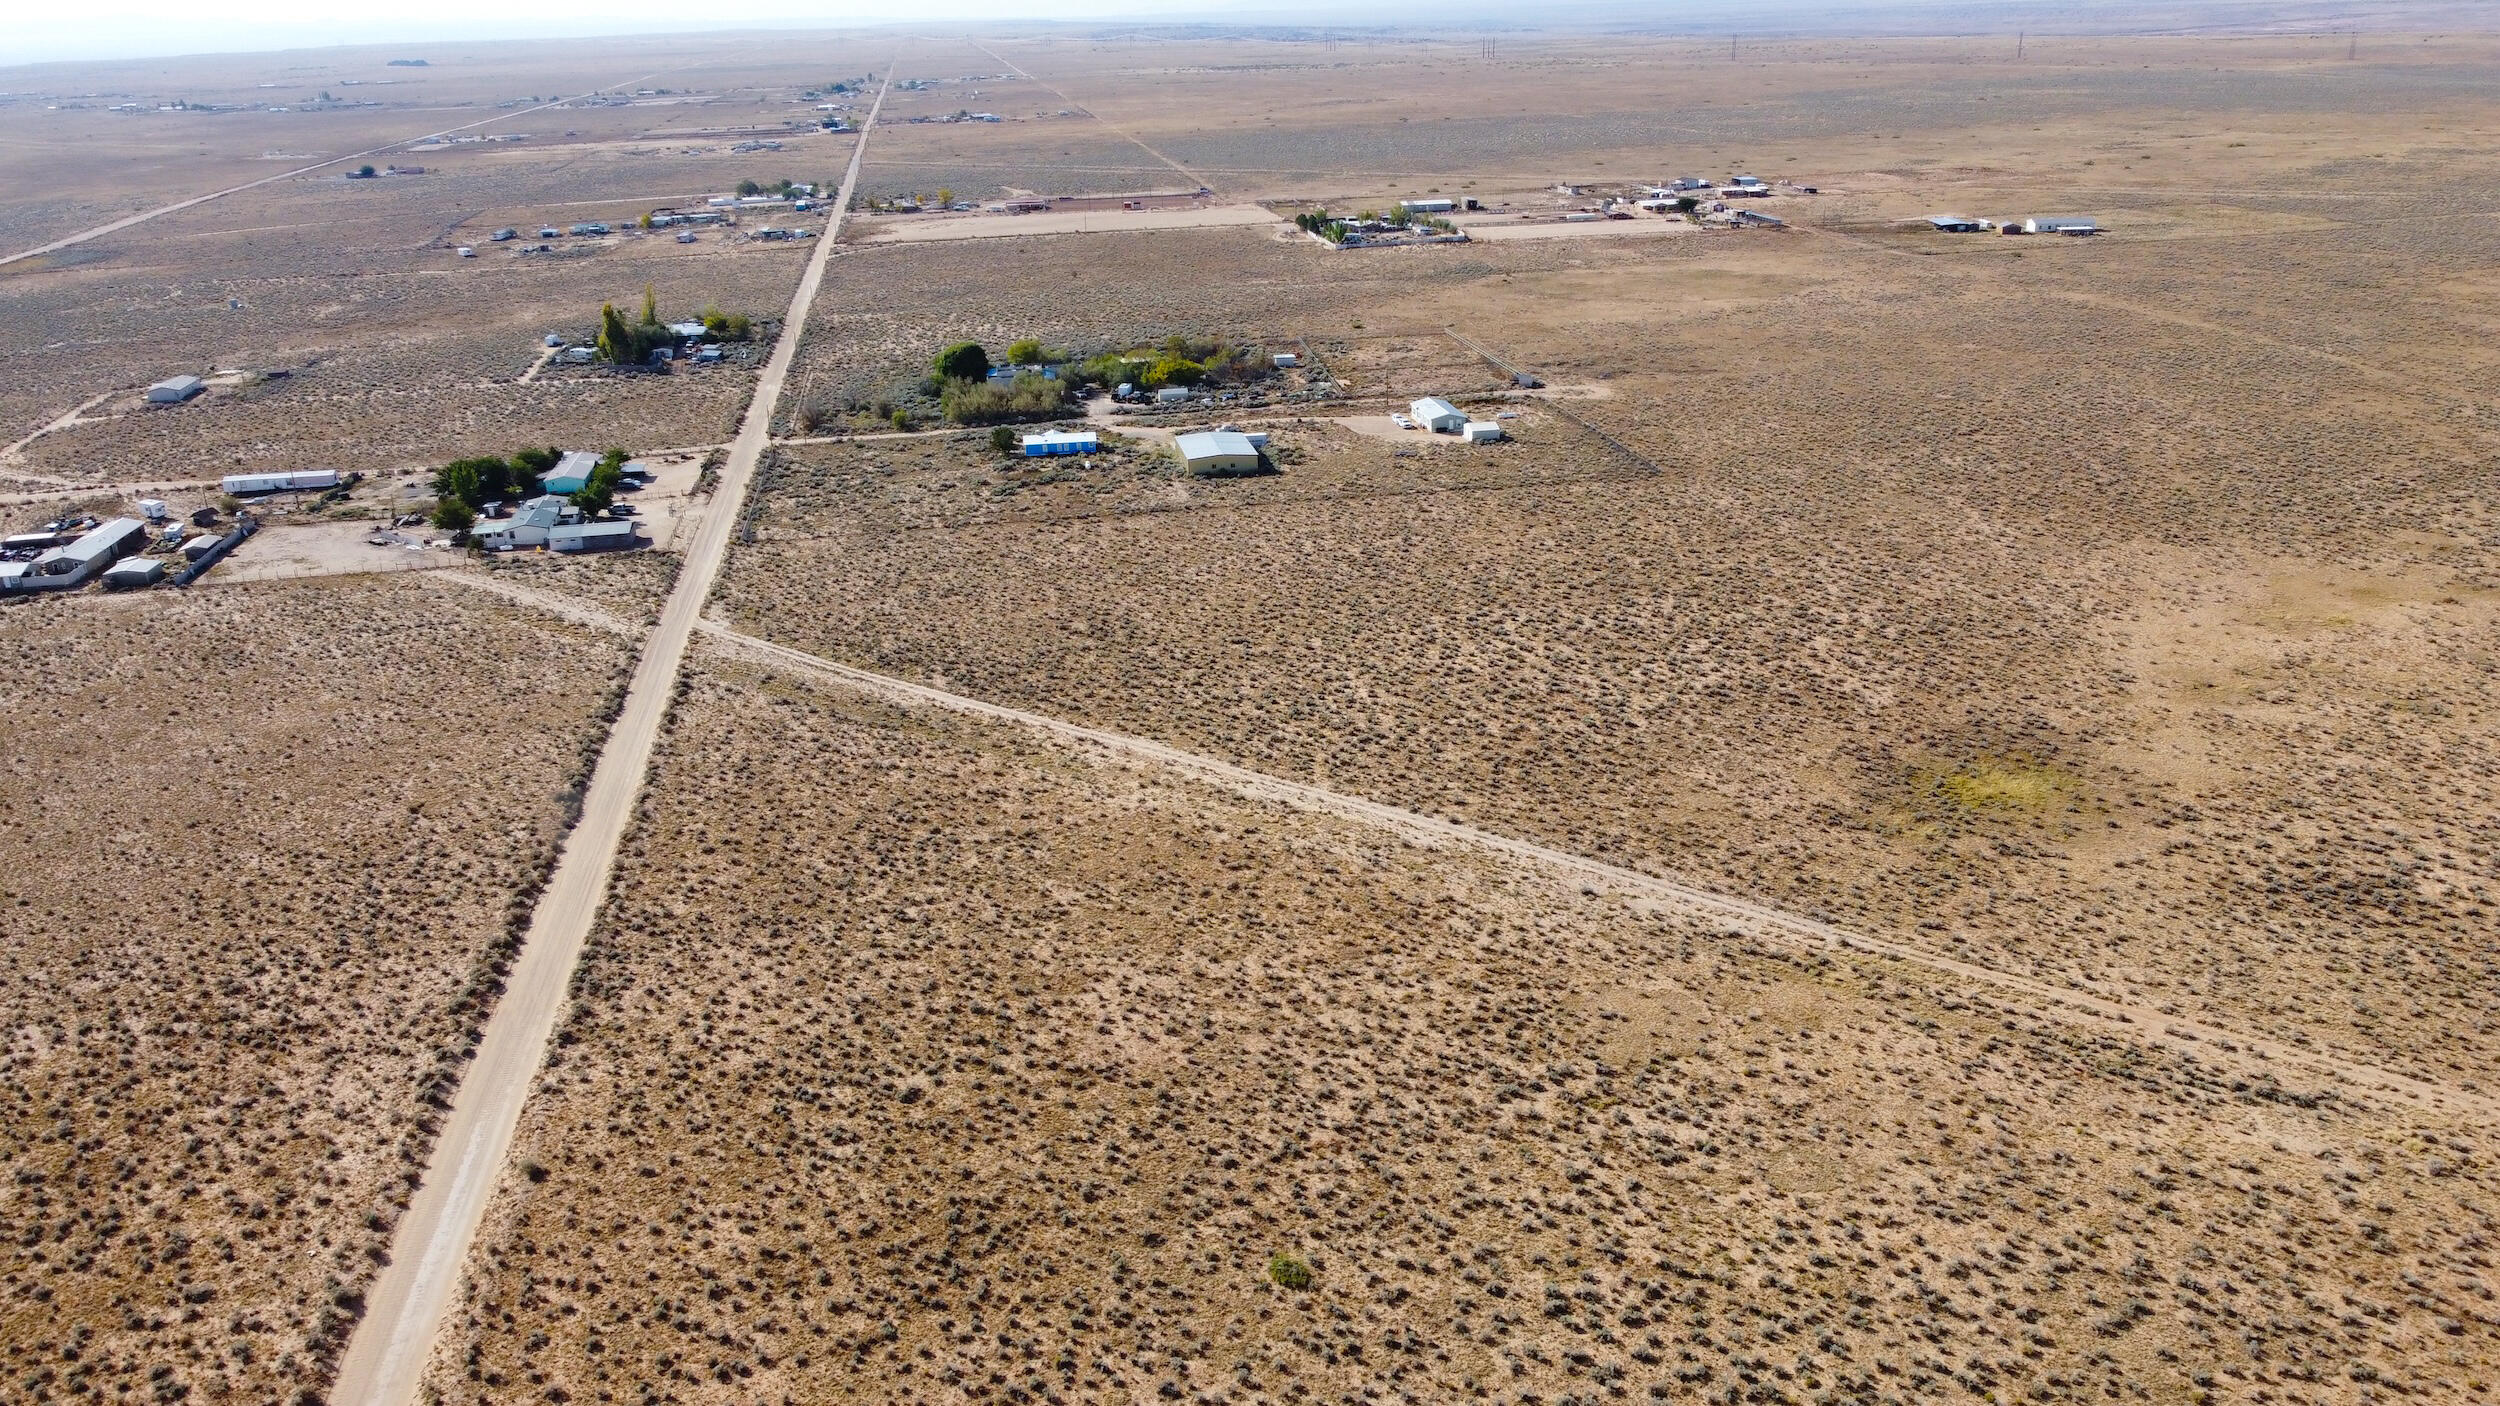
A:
[[0, 497, 258, 593]]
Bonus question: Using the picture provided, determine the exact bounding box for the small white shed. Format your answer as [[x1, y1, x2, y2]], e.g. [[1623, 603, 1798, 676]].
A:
[[1461, 421, 1505, 444]]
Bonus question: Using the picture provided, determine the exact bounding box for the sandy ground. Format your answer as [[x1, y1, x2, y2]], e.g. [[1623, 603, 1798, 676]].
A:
[[205, 520, 456, 584], [855, 202, 1282, 243], [1455, 215, 1708, 242]]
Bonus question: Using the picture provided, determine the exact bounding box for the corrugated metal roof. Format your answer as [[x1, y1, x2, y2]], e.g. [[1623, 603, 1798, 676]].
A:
[[60, 519, 147, 566], [1175, 431, 1258, 461]]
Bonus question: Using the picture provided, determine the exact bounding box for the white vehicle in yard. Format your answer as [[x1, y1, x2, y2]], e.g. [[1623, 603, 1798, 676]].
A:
[[1390, 413, 1416, 430]]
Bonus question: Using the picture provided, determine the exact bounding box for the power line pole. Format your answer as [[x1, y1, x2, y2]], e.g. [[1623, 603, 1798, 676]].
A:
[[1730, 33, 1738, 61], [2348, 30, 2357, 60], [2016, 30, 2024, 60]]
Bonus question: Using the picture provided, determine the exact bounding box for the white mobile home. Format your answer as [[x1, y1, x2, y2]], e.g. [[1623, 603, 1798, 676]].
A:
[[222, 469, 340, 495], [1020, 430, 1099, 457]]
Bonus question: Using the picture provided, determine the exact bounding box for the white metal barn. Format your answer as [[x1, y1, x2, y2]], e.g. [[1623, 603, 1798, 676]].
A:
[[1410, 397, 1465, 433], [147, 375, 205, 403], [1174, 430, 1263, 476]]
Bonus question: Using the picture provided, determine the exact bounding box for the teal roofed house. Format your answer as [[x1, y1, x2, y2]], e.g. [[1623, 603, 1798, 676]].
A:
[[542, 450, 599, 495]]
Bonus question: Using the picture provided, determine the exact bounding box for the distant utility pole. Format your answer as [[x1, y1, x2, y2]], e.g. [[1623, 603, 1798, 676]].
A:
[[2348, 30, 2358, 59], [1731, 33, 1739, 61], [1481, 36, 1496, 60], [2016, 30, 2025, 60]]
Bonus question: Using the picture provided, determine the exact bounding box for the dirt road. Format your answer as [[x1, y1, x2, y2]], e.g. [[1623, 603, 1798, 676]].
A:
[[323, 66, 895, 1406], [0, 77, 663, 270], [968, 40, 1209, 191], [693, 620, 2493, 1126]]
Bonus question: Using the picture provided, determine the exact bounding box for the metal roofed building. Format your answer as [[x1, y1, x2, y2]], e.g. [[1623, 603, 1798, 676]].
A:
[[1461, 421, 1505, 444], [147, 375, 205, 403], [222, 469, 340, 495], [1409, 397, 1465, 433], [102, 556, 166, 589], [1020, 430, 1099, 457], [542, 450, 601, 495], [475, 494, 581, 551], [2024, 216, 2100, 236], [1926, 214, 1983, 233], [549, 520, 642, 553], [5, 518, 147, 591], [1174, 430, 1263, 477]]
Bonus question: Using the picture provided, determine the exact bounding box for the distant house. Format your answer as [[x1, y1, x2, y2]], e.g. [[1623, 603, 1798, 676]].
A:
[[542, 451, 600, 495], [1730, 209, 1786, 228], [147, 375, 205, 403], [1020, 430, 1098, 457], [1174, 430, 1263, 477], [1403, 198, 1455, 214], [1409, 397, 1465, 433], [2024, 216, 2100, 236], [1461, 421, 1505, 444], [1926, 214, 1984, 233], [474, 495, 581, 550]]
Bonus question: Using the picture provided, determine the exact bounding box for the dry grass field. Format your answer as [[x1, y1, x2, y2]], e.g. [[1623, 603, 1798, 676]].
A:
[[422, 657, 2498, 1406], [0, 576, 632, 1405], [725, 209, 2500, 1089], [10, 21, 2500, 1406]]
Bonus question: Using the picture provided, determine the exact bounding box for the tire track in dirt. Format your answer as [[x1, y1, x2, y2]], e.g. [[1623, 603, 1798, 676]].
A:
[[694, 619, 2496, 1127]]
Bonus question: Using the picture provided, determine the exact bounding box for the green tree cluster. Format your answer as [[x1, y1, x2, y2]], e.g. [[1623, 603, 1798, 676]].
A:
[[701, 305, 753, 341], [432, 447, 559, 520], [933, 341, 991, 382], [940, 373, 1065, 425], [596, 284, 672, 366]]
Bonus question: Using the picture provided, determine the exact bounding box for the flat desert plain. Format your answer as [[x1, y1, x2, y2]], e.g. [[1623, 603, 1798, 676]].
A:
[[5, 21, 2500, 1406]]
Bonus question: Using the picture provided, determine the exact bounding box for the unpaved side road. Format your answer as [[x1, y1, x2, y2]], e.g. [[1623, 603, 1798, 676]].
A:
[[323, 66, 896, 1406], [693, 620, 2495, 1128]]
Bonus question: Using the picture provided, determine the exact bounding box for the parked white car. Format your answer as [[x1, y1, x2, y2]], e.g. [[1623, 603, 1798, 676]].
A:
[[1390, 413, 1416, 430]]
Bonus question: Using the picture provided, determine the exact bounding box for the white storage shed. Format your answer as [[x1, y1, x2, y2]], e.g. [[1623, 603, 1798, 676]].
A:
[[1410, 397, 1466, 433], [1462, 421, 1505, 444], [147, 375, 205, 403]]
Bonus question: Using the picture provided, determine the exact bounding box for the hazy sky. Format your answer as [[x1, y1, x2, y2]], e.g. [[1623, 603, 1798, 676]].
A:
[[5, 0, 1359, 66], [3, 0, 2451, 67]]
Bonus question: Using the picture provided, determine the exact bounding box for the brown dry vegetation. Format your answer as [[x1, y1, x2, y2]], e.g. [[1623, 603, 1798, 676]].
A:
[[723, 167, 2500, 1093], [424, 659, 2500, 1406], [13, 24, 2500, 1406], [0, 578, 632, 1404]]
